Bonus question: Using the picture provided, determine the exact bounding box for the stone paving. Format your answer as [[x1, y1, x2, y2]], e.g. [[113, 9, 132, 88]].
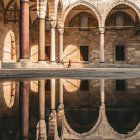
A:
[[0, 68, 140, 80]]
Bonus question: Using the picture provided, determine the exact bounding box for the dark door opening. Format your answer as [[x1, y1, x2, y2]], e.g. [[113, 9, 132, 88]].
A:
[[80, 46, 88, 61], [80, 80, 89, 91], [115, 45, 125, 61], [45, 46, 50, 61], [116, 80, 126, 92]]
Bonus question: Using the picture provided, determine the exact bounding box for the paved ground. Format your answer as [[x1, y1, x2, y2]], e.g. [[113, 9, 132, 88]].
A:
[[0, 68, 140, 81]]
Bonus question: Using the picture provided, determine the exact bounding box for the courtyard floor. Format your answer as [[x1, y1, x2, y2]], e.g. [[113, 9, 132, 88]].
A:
[[0, 68, 140, 80]]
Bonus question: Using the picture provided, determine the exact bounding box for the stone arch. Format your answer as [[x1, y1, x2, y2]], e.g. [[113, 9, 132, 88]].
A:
[[57, 0, 63, 27], [64, 0, 102, 27], [103, 0, 140, 25], [48, 0, 57, 20]]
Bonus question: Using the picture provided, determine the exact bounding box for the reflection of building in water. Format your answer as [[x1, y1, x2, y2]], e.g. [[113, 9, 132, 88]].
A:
[[1, 0, 140, 68], [0, 79, 139, 139]]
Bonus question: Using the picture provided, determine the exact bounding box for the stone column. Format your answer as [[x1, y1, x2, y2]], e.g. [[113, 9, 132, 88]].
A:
[[48, 79, 56, 139], [99, 27, 105, 63], [58, 28, 64, 63], [50, 21, 56, 63], [59, 79, 63, 105], [57, 79, 64, 137], [58, 79, 64, 113], [38, 2, 47, 62], [20, 0, 29, 60], [38, 80, 47, 139], [51, 79, 55, 110], [100, 79, 105, 106], [19, 81, 30, 140]]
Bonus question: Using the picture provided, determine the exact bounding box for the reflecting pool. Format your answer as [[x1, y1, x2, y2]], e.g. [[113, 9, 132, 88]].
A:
[[0, 78, 139, 140]]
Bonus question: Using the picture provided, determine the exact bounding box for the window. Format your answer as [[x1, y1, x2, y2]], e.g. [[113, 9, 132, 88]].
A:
[[45, 46, 50, 61], [79, 14, 89, 31], [116, 80, 126, 92], [115, 14, 124, 30], [45, 80, 50, 91], [115, 45, 125, 61], [80, 80, 89, 91], [80, 46, 88, 61]]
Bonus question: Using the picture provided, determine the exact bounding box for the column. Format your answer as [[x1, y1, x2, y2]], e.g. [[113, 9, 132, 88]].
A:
[[20, 0, 29, 60], [100, 79, 105, 106], [59, 79, 63, 105], [38, 2, 46, 62], [19, 81, 30, 140], [58, 79, 64, 113], [51, 79, 56, 110], [50, 21, 56, 63], [99, 27, 105, 63], [57, 79, 64, 137], [58, 28, 64, 63], [38, 80, 47, 139], [48, 79, 56, 139]]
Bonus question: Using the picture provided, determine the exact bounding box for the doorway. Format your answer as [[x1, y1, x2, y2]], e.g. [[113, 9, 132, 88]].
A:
[[115, 45, 125, 61], [80, 46, 88, 61], [45, 46, 50, 61]]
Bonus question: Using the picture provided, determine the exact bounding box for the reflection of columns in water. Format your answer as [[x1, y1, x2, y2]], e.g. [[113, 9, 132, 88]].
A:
[[59, 79, 63, 105], [19, 81, 29, 140], [51, 79, 56, 110], [38, 80, 47, 139], [58, 79, 64, 117], [100, 79, 105, 106], [48, 79, 57, 139]]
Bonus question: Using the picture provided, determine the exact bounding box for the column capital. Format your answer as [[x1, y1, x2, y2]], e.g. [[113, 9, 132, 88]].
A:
[[58, 28, 64, 35], [99, 27, 105, 34], [50, 20, 56, 28], [37, 0, 47, 19]]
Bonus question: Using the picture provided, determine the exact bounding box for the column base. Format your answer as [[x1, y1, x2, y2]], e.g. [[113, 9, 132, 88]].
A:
[[18, 59, 30, 62], [100, 62, 105, 63], [36, 120, 47, 140], [38, 61, 47, 64], [50, 61, 56, 64]]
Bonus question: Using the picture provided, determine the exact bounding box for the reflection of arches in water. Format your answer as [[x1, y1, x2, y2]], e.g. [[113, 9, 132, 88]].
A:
[[106, 106, 140, 134], [3, 82, 15, 108], [65, 107, 99, 134]]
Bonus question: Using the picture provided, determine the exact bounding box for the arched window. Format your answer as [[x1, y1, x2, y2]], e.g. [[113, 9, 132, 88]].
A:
[[80, 14, 89, 31], [115, 14, 124, 29]]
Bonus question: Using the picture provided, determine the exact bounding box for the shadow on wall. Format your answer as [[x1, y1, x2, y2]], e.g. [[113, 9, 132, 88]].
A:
[[0, 19, 17, 62]]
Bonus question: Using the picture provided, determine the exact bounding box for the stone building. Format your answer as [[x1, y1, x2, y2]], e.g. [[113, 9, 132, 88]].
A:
[[1, 0, 140, 68]]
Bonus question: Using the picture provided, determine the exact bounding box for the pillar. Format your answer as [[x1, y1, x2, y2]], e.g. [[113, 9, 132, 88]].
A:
[[19, 81, 30, 140], [50, 21, 56, 63], [58, 28, 64, 63], [99, 27, 105, 63], [59, 79, 63, 105], [38, 2, 46, 62], [100, 79, 105, 106], [51, 79, 56, 110], [48, 79, 56, 139], [38, 80, 47, 139], [20, 0, 29, 60], [58, 79, 64, 113]]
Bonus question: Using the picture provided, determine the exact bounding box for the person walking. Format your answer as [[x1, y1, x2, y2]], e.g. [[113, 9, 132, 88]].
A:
[[68, 59, 72, 68]]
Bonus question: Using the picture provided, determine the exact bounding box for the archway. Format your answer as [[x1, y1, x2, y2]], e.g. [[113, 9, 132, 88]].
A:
[[63, 3, 101, 64], [104, 4, 140, 64]]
